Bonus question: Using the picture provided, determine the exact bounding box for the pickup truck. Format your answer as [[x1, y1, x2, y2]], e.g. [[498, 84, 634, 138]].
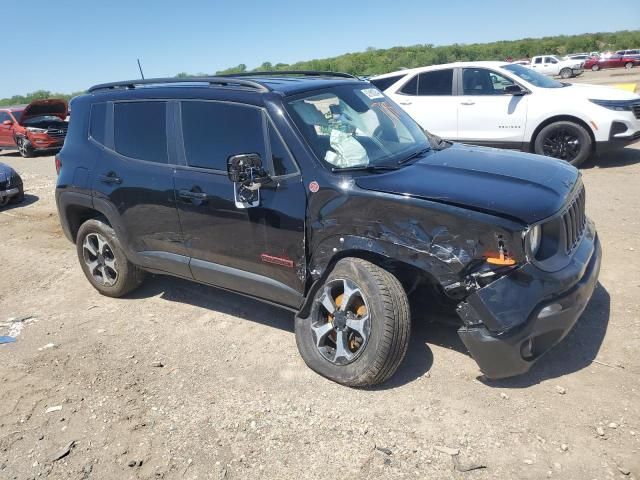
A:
[[529, 55, 584, 79]]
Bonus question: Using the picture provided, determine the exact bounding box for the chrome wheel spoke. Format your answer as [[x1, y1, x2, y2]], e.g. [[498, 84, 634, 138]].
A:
[[311, 322, 334, 347], [319, 288, 337, 314], [83, 236, 98, 256], [346, 315, 369, 340], [339, 279, 361, 312], [334, 330, 352, 363]]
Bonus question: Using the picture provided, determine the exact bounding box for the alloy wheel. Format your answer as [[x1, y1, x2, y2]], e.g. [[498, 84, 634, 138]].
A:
[[82, 232, 118, 287], [541, 127, 581, 162], [312, 279, 371, 365], [18, 139, 28, 157]]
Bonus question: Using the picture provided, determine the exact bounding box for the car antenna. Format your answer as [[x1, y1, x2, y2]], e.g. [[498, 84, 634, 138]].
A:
[[137, 58, 145, 80]]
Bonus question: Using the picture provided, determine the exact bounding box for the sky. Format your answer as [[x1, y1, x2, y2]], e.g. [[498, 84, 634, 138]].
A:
[[2, 0, 639, 98]]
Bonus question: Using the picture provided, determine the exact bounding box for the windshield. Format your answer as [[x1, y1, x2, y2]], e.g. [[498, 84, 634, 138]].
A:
[[501, 64, 566, 89], [286, 84, 430, 170]]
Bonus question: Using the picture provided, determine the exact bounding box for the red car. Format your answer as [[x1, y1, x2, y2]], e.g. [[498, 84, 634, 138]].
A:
[[0, 99, 68, 157], [583, 55, 640, 71]]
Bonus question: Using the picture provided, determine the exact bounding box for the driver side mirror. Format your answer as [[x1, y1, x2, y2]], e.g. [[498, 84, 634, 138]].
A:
[[227, 153, 271, 208], [504, 85, 526, 96], [2, 120, 13, 126]]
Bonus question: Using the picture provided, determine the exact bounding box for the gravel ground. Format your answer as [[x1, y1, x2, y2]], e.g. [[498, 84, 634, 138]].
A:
[[1, 75, 639, 479]]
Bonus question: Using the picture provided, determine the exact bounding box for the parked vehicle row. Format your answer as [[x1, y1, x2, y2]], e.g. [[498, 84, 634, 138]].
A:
[[54, 72, 603, 386], [371, 61, 640, 166], [0, 100, 68, 158], [584, 54, 640, 71], [529, 55, 584, 79]]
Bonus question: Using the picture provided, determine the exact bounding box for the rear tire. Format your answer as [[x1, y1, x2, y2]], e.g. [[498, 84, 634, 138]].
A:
[[17, 138, 34, 158], [625, 62, 634, 70], [534, 121, 592, 167], [560, 68, 572, 79], [295, 258, 411, 387], [591, 64, 600, 72], [76, 219, 146, 297]]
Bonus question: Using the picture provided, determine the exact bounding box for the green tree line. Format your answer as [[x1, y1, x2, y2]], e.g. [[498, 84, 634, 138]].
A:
[[214, 30, 640, 76], [2, 30, 638, 105], [0, 89, 83, 108]]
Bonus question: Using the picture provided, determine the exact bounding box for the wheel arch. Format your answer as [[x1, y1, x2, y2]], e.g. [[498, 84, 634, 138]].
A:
[[298, 246, 448, 319], [529, 115, 596, 153]]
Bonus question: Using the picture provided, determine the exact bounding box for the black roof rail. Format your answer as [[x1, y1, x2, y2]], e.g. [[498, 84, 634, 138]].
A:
[[88, 76, 270, 93], [222, 70, 358, 80]]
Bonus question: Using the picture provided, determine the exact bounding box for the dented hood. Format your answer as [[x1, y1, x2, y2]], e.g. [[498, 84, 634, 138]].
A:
[[355, 144, 579, 224], [20, 99, 68, 121]]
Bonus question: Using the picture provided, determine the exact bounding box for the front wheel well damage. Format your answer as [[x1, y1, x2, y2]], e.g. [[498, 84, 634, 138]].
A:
[[298, 249, 458, 321]]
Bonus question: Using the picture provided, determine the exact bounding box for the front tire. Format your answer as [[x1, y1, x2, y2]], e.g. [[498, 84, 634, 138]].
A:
[[534, 121, 592, 167], [591, 64, 600, 72], [76, 219, 145, 297], [560, 68, 572, 79], [295, 258, 410, 387], [625, 62, 634, 70], [17, 138, 34, 158]]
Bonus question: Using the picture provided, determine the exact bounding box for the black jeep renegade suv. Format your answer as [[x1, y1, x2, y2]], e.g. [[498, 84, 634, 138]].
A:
[[55, 72, 601, 386]]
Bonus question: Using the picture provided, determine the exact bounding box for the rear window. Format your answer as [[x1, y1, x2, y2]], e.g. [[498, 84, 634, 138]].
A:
[[89, 103, 107, 145], [369, 74, 406, 92], [113, 102, 168, 163], [417, 69, 453, 96]]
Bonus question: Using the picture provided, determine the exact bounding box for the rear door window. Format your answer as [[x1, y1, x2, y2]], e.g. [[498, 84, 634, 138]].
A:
[[113, 102, 168, 163], [180, 101, 265, 171], [417, 69, 454, 96]]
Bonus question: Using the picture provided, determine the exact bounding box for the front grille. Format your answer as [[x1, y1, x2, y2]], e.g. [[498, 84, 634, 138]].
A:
[[561, 184, 586, 254], [46, 129, 67, 139], [633, 104, 640, 120]]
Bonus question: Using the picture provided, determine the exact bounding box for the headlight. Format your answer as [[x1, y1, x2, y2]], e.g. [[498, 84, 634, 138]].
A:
[[527, 225, 541, 257], [589, 99, 636, 111], [26, 127, 47, 133]]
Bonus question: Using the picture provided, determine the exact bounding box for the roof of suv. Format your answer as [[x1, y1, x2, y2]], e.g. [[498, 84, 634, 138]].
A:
[[371, 61, 510, 79], [88, 72, 365, 98]]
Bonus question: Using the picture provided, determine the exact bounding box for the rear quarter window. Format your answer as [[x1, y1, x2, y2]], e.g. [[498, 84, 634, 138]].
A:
[[369, 74, 407, 92], [89, 103, 107, 145]]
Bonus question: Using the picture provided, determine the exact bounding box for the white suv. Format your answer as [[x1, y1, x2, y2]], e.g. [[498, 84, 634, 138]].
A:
[[371, 62, 640, 166]]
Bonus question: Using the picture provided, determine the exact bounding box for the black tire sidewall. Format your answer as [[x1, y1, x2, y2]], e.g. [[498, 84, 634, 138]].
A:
[[295, 259, 409, 386], [534, 121, 592, 167], [76, 219, 142, 297]]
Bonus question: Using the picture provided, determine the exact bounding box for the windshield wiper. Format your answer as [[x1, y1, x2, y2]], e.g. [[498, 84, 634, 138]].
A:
[[397, 146, 431, 165], [332, 164, 401, 173]]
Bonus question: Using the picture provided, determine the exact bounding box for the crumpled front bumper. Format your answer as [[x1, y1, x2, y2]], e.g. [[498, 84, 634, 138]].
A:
[[457, 222, 601, 379]]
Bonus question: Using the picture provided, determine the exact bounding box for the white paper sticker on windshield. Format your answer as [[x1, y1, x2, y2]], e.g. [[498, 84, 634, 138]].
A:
[[361, 88, 384, 99]]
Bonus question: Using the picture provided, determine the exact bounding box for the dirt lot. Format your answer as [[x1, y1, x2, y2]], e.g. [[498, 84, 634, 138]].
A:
[[2, 76, 640, 479]]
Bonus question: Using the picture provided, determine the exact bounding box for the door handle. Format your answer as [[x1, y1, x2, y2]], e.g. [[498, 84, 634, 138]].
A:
[[399, 101, 412, 105], [99, 173, 122, 184], [460, 101, 475, 106], [178, 189, 208, 201]]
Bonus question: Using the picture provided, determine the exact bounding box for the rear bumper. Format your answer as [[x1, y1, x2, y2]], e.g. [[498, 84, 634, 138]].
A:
[[457, 227, 601, 379]]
